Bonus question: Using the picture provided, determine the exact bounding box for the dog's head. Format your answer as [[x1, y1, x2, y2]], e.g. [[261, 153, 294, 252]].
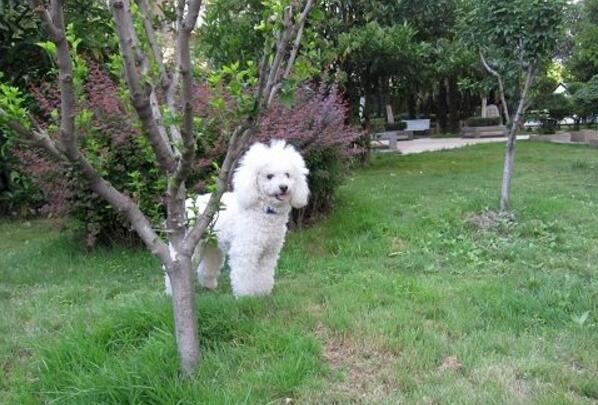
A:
[[232, 140, 309, 210]]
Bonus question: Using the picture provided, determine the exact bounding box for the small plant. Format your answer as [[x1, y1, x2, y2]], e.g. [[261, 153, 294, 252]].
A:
[[385, 121, 407, 131], [538, 117, 558, 134]]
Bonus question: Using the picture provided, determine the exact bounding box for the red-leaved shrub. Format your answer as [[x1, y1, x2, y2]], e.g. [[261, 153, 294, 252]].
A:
[[256, 85, 362, 223], [13, 68, 359, 245]]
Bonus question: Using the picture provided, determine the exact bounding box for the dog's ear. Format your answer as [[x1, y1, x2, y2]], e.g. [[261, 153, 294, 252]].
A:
[[286, 144, 310, 208], [233, 142, 267, 209], [291, 169, 310, 208]]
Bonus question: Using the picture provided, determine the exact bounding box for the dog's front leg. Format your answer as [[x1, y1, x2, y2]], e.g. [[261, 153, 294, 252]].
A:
[[228, 246, 273, 298]]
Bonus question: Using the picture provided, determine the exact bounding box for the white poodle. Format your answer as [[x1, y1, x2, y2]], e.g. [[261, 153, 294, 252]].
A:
[[165, 139, 309, 298]]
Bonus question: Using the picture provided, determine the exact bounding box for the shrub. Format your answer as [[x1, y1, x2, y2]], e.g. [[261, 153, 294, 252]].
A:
[[385, 121, 407, 131], [539, 118, 558, 134], [23, 61, 167, 248], [15, 75, 359, 245], [369, 117, 386, 133], [465, 116, 502, 127], [255, 85, 362, 224]]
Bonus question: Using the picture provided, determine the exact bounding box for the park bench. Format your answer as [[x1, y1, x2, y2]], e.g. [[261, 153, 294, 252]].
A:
[[373, 119, 431, 150], [403, 119, 431, 135]]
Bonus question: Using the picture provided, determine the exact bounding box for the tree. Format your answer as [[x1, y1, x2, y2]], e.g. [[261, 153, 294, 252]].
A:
[[0, 0, 314, 375], [566, 0, 598, 82], [573, 74, 598, 122], [195, 0, 265, 68], [462, 0, 568, 212]]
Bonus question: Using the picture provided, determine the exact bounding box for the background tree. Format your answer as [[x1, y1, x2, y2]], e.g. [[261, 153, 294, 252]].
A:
[[566, 0, 598, 83], [462, 0, 568, 212], [0, 0, 314, 375], [573, 74, 598, 123]]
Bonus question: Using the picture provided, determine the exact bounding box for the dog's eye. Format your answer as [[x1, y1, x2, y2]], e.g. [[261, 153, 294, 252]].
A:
[[285, 172, 290, 178], [266, 174, 274, 180]]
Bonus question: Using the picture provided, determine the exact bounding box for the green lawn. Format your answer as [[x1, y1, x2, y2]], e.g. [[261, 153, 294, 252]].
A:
[[1, 141, 597, 404]]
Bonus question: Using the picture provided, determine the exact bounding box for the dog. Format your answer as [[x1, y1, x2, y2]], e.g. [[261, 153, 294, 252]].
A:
[[164, 139, 309, 297]]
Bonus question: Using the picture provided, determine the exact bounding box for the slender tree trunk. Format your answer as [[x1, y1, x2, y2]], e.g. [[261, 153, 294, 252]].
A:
[[167, 255, 200, 375], [499, 65, 535, 212], [448, 75, 460, 134], [437, 79, 448, 132], [407, 91, 416, 119], [481, 95, 487, 117]]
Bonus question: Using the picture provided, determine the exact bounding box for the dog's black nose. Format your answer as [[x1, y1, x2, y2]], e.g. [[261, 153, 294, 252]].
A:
[[279, 185, 288, 193]]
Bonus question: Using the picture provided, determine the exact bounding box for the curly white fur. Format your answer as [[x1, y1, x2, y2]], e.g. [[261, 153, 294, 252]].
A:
[[164, 139, 309, 298]]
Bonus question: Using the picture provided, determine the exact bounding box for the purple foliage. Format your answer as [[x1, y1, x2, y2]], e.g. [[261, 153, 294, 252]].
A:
[[257, 85, 362, 155]]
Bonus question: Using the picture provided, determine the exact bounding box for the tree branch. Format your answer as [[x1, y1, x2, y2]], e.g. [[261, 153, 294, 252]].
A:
[[26, 0, 173, 265], [184, 0, 315, 251], [0, 108, 66, 161], [174, 0, 202, 182], [266, 0, 315, 107], [263, 6, 294, 108], [110, 0, 176, 173], [480, 51, 511, 124], [511, 64, 535, 132], [134, 0, 167, 85], [283, 0, 315, 79], [183, 125, 253, 253], [166, 0, 203, 247], [134, 0, 184, 149]]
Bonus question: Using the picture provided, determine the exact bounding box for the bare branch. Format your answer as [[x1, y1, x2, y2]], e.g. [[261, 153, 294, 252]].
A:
[[134, 0, 167, 83], [183, 126, 253, 253], [26, 0, 173, 265], [480, 51, 510, 124], [511, 64, 535, 130], [184, 0, 316, 250], [283, 0, 315, 79], [162, 0, 204, 247], [262, 6, 294, 108], [133, 0, 185, 150], [110, 0, 176, 173], [0, 108, 67, 161], [266, 0, 315, 107], [174, 0, 202, 180]]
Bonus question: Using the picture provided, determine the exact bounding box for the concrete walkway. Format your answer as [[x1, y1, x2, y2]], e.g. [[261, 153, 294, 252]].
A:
[[376, 135, 530, 155]]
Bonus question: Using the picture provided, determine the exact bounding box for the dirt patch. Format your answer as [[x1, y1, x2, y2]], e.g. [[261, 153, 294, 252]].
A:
[[480, 364, 531, 402], [388, 237, 409, 257], [305, 324, 401, 404], [438, 356, 461, 373], [467, 210, 515, 233]]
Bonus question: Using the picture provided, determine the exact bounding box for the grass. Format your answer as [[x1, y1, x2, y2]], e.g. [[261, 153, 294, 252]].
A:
[[1, 141, 597, 404]]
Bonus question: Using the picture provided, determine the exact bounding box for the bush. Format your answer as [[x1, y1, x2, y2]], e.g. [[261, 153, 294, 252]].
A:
[[369, 117, 386, 133], [539, 118, 558, 134], [24, 61, 167, 248], [256, 85, 362, 224], [465, 116, 502, 127], [15, 75, 359, 246], [385, 121, 407, 131]]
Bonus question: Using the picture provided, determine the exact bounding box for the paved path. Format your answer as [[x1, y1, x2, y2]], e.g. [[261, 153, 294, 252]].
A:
[[376, 135, 530, 155]]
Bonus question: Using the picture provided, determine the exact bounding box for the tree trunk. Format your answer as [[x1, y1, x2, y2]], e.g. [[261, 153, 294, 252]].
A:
[[407, 91, 417, 119], [386, 104, 395, 124], [499, 132, 516, 212], [167, 256, 200, 375], [499, 65, 535, 212], [448, 75, 460, 134], [481, 95, 487, 117], [437, 79, 448, 132]]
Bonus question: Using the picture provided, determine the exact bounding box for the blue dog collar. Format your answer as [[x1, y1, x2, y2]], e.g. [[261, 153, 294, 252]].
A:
[[265, 206, 277, 215]]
